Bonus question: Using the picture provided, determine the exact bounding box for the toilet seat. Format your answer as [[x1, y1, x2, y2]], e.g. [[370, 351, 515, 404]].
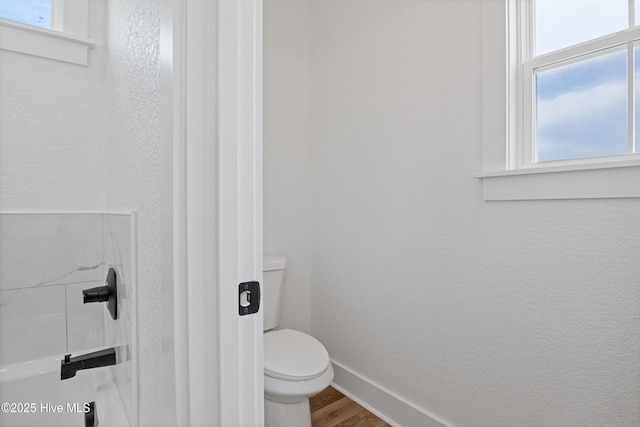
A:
[[264, 329, 330, 381]]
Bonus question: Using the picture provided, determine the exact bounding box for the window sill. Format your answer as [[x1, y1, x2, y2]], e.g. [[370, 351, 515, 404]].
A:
[[0, 18, 94, 66], [476, 160, 640, 200]]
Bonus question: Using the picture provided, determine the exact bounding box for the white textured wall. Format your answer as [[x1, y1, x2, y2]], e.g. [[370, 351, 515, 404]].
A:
[[264, 0, 313, 333], [0, 1, 107, 211], [308, 1, 640, 426], [104, 1, 162, 425], [0, 1, 163, 424]]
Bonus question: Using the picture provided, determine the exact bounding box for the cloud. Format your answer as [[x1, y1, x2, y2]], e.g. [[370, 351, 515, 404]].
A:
[[536, 79, 628, 161], [537, 80, 626, 129], [535, 0, 628, 55]]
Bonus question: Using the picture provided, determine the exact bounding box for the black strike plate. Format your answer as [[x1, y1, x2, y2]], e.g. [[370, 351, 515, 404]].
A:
[[239, 281, 260, 316]]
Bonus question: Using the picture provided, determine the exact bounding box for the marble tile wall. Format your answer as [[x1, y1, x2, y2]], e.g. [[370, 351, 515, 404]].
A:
[[103, 213, 136, 425], [0, 213, 103, 365], [0, 212, 136, 424]]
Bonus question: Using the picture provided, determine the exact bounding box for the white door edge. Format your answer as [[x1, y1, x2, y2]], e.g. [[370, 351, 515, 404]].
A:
[[160, 0, 264, 426]]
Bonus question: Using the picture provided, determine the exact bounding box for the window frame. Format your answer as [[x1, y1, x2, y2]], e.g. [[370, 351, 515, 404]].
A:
[[479, 0, 640, 201], [0, 0, 94, 66]]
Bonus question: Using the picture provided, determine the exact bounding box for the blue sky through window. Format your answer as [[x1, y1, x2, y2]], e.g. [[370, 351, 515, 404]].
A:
[[0, 0, 51, 29], [536, 51, 629, 162], [535, 0, 627, 56], [533, 1, 640, 162]]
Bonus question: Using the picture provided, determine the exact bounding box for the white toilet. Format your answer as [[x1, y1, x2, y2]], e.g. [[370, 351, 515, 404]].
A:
[[263, 255, 334, 427]]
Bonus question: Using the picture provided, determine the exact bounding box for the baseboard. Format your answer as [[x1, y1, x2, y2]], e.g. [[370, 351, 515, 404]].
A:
[[330, 359, 450, 427]]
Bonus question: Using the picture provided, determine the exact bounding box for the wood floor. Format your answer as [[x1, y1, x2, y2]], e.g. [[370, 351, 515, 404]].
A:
[[310, 386, 392, 427]]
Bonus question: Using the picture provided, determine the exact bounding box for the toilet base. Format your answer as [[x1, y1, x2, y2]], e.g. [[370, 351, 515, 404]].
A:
[[264, 397, 311, 427]]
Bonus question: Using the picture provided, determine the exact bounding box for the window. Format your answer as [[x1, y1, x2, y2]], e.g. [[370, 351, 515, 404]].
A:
[[0, 0, 51, 29], [524, 0, 640, 164], [0, 0, 93, 66], [479, 0, 640, 200]]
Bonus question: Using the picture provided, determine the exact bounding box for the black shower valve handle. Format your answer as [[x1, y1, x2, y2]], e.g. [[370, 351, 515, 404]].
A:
[[83, 286, 110, 304], [83, 268, 118, 320]]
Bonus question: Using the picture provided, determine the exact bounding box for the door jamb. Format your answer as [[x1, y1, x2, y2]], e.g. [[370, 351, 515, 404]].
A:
[[160, 1, 264, 425]]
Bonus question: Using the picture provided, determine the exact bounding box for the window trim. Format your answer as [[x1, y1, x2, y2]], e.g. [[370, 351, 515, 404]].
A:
[[0, 0, 94, 66], [479, 0, 640, 201]]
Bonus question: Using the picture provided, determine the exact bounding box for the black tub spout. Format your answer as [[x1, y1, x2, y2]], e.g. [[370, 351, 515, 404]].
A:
[[60, 348, 116, 380]]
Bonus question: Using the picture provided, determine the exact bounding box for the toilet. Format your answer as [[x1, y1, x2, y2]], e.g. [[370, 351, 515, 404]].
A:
[[263, 255, 334, 427]]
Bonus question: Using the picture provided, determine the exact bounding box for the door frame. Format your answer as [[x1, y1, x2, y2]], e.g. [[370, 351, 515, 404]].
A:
[[160, 0, 264, 425]]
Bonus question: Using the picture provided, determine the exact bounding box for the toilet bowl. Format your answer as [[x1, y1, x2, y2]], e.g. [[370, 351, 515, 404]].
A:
[[264, 329, 334, 427], [263, 256, 333, 427]]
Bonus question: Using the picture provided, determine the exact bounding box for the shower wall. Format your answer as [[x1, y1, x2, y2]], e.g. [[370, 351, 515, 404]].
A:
[[0, 0, 161, 424], [102, 213, 137, 425], [0, 214, 104, 365], [0, 0, 110, 369], [0, 212, 136, 423]]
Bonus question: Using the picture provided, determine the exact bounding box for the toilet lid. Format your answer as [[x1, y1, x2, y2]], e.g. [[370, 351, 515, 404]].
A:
[[264, 329, 330, 381]]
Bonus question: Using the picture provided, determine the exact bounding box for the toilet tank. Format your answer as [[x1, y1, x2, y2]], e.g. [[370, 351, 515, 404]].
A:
[[263, 255, 287, 331]]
